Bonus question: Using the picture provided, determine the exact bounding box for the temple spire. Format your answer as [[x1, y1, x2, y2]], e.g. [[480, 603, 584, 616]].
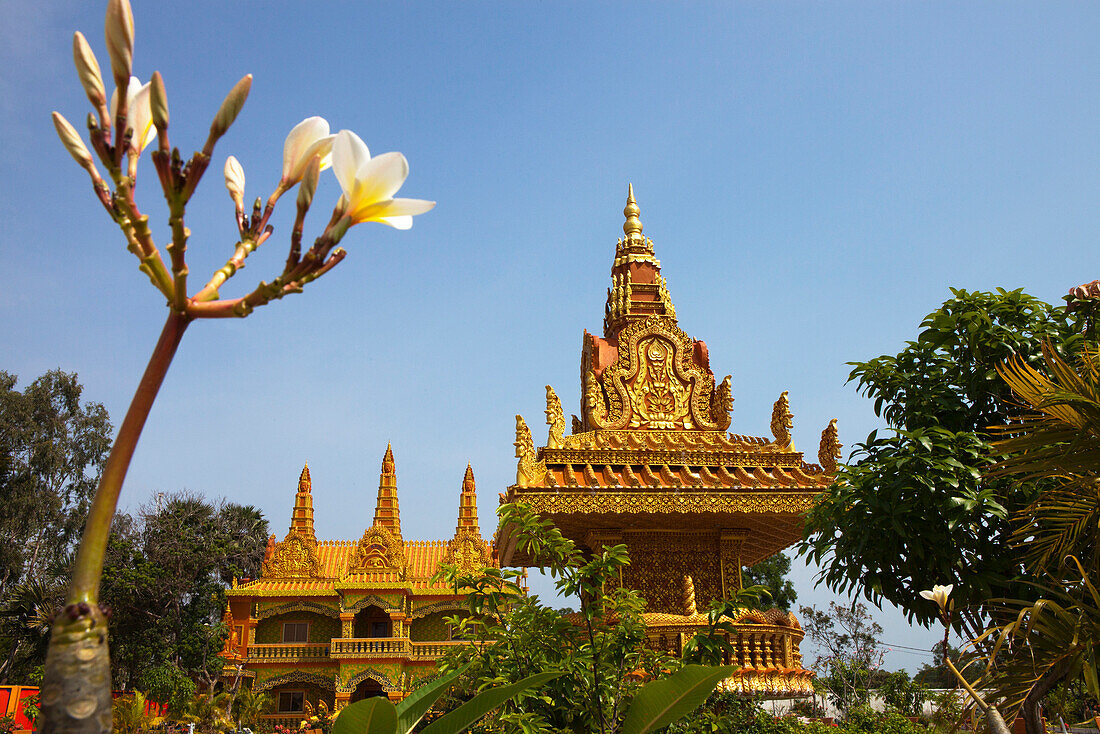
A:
[[373, 444, 402, 537], [288, 463, 315, 539], [455, 463, 480, 536], [604, 184, 676, 338], [624, 183, 643, 241]]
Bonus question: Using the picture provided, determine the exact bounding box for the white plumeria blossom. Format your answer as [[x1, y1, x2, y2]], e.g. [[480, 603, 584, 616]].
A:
[[331, 129, 435, 230], [282, 117, 335, 186], [109, 76, 155, 154], [919, 584, 954, 610]]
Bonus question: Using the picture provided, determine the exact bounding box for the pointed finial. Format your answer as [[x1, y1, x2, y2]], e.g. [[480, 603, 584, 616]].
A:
[[623, 183, 643, 240], [374, 444, 402, 536], [298, 463, 312, 493], [456, 464, 480, 535]]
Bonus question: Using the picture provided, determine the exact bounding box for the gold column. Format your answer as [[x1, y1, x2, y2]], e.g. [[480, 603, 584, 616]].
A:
[[719, 531, 746, 598], [339, 613, 354, 638]]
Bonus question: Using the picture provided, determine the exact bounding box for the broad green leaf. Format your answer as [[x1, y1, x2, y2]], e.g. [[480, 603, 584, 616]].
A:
[[420, 671, 562, 734], [619, 665, 738, 734], [395, 665, 469, 734], [332, 697, 398, 734]]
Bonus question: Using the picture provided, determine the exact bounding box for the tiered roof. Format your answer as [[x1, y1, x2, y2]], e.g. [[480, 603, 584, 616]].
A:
[[501, 187, 842, 566]]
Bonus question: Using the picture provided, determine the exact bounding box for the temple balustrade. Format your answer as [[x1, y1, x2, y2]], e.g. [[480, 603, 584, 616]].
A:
[[246, 643, 331, 662]]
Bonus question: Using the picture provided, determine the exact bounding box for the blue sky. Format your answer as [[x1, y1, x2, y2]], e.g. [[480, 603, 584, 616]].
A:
[[3, 2, 1099, 673]]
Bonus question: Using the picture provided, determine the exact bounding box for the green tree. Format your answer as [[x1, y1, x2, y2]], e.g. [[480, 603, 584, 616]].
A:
[[0, 370, 111, 594], [0, 370, 111, 682], [801, 288, 1084, 627], [100, 492, 268, 692], [798, 602, 884, 718], [435, 503, 737, 734], [742, 553, 796, 612]]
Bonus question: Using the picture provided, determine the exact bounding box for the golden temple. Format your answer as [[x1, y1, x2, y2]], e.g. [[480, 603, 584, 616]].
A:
[[222, 186, 840, 709], [499, 185, 842, 697], [221, 447, 497, 721]]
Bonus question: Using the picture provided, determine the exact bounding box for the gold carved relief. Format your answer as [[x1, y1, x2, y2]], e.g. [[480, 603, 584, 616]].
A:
[[583, 316, 729, 432], [545, 386, 565, 449], [261, 530, 322, 579], [819, 418, 842, 474], [770, 391, 793, 448], [444, 530, 490, 574], [514, 415, 547, 488], [621, 532, 721, 614], [350, 524, 406, 575]]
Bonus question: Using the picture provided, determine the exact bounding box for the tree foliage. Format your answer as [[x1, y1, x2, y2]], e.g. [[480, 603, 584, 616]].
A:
[[742, 553, 796, 612], [967, 343, 1100, 732], [801, 288, 1085, 626], [798, 602, 884, 717], [434, 504, 737, 734], [0, 370, 111, 591], [0, 369, 111, 682], [100, 492, 268, 692]]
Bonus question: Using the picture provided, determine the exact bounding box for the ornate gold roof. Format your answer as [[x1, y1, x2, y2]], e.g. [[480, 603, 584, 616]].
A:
[[501, 186, 842, 566], [235, 450, 496, 598]]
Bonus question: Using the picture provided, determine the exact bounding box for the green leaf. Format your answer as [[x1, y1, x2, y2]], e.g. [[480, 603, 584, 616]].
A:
[[619, 665, 738, 734], [332, 697, 398, 734], [419, 671, 562, 734], [395, 665, 469, 734]]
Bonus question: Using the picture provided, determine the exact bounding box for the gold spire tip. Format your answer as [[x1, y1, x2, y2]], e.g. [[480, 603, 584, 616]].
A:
[[623, 183, 642, 238]]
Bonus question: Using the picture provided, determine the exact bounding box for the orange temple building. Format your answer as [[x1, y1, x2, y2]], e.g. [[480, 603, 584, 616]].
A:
[[221, 446, 496, 722], [498, 186, 842, 697]]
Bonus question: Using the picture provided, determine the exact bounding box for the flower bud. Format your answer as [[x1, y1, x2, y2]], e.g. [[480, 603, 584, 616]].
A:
[[53, 112, 94, 169], [224, 156, 245, 210], [297, 155, 321, 211], [209, 75, 252, 144], [149, 71, 168, 132], [104, 0, 134, 92], [72, 32, 106, 111]]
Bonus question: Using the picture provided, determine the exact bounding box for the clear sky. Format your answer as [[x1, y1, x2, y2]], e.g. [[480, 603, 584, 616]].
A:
[[3, 1, 1099, 674]]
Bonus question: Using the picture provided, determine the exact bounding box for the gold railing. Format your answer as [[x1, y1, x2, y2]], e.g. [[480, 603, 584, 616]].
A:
[[409, 640, 468, 659], [247, 643, 330, 661], [330, 637, 409, 657], [326, 638, 474, 660]]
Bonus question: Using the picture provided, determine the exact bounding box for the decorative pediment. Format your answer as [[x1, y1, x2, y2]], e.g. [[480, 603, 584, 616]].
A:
[[349, 524, 406, 575], [443, 529, 490, 574], [261, 530, 321, 579], [585, 316, 731, 432]]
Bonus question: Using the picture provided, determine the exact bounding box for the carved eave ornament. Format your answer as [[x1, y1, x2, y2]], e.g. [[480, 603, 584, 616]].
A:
[[584, 316, 732, 432], [350, 523, 407, 576], [443, 529, 490, 574], [261, 530, 322, 579]]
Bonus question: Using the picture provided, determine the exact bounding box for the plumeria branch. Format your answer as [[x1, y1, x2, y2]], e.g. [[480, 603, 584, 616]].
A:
[[919, 584, 1011, 734], [43, 1, 433, 731]]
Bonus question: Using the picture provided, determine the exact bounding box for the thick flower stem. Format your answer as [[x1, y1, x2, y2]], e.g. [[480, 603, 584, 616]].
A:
[[40, 310, 189, 734]]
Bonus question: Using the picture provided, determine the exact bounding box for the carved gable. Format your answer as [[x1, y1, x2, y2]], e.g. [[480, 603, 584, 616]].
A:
[[350, 524, 406, 576], [584, 316, 730, 432], [443, 530, 490, 574], [261, 530, 322, 579]]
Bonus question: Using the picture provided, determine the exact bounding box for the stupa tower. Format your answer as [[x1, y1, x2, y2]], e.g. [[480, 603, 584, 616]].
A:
[[500, 187, 842, 697]]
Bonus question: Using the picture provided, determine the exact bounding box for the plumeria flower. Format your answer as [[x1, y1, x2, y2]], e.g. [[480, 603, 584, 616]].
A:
[[109, 76, 155, 155], [331, 129, 435, 230], [919, 584, 954, 612], [281, 117, 335, 187]]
